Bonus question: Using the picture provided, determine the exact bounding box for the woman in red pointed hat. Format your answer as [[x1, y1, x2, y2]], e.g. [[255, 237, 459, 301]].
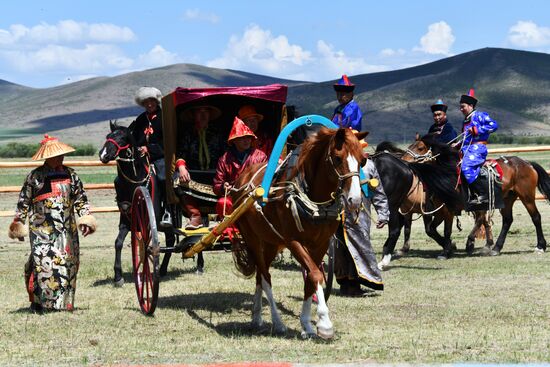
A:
[[213, 117, 268, 218]]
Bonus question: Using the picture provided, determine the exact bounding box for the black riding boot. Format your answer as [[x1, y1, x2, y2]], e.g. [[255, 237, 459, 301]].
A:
[[467, 177, 488, 205]]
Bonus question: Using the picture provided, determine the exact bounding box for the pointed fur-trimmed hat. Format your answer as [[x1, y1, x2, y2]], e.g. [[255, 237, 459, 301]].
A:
[[227, 117, 257, 144], [431, 99, 448, 113], [134, 86, 162, 106], [32, 134, 75, 161], [460, 88, 478, 106], [333, 74, 355, 92]]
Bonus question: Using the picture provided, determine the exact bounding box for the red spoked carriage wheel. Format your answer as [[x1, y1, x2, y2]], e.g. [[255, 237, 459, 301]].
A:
[[131, 186, 160, 315]]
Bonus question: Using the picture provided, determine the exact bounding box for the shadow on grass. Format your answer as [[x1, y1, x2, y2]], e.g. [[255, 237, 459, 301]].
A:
[[91, 267, 196, 287], [158, 291, 307, 338]]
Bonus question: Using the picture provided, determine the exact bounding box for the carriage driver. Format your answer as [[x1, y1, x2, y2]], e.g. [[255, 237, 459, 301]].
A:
[[458, 89, 499, 206], [428, 99, 458, 144], [332, 74, 363, 131], [175, 104, 223, 229]]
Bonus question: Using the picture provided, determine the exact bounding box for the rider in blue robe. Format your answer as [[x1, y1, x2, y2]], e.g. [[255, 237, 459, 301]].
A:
[[428, 99, 458, 144], [331, 75, 363, 131], [459, 89, 498, 205]]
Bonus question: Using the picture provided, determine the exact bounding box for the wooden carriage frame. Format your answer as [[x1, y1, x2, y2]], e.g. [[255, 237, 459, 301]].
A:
[[129, 84, 347, 315]]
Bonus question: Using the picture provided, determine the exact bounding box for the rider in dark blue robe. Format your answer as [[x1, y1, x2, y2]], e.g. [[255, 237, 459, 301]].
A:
[[428, 99, 458, 144]]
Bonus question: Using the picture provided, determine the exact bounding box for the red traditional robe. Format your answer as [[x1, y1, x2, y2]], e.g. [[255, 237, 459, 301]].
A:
[[213, 147, 267, 217]]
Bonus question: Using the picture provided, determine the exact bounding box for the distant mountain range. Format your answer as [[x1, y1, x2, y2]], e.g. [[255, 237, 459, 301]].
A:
[[1, 47, 549, 146]]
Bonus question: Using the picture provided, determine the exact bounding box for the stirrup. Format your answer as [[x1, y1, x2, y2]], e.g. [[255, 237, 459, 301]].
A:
[[160, 210, 172, 228]]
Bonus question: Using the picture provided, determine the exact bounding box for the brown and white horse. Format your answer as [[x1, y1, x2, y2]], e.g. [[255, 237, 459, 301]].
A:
[[231, 127, 366, 339]]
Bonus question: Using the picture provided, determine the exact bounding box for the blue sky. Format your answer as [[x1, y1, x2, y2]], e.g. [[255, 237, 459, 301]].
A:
[[1, 0, 550, 88]]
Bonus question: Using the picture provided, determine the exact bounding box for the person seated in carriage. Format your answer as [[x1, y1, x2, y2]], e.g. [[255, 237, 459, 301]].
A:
[[238, 104, 274, 157], [458, 89, 499, 208], [332, 74, 363, 131], [428, 99, 458, 144], [213, 117, 268, 220], [175, 104, 223, 229]]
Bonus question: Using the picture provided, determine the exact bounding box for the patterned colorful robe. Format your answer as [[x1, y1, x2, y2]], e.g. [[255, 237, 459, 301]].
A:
[[461, 110, 498, 183], [15, 164, 91, 310]]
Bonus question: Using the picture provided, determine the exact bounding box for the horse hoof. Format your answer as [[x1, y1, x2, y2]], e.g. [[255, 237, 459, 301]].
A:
[[273, 324, 287, 335], [316, 326, 334, 340], [535, 247, 545, 254], [159, 267, 168, 277], [479, 246, 492, 256], [114, 278, 125, 287], [465, 244, 475, 256], [436, 253, 448, 260], [195, 267, 204, 275], [377, 262, 385, 271], [395, 250, 406, 257], [490, 249, 500, 256]]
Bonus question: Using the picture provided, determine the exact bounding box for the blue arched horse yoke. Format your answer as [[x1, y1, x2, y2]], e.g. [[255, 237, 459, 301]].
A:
[[260, 114, 369, 203]]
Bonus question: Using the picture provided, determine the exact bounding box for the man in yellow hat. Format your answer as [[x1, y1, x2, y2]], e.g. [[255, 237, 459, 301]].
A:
[[238, 104, 274, 157], [8, 134, 96, 312]]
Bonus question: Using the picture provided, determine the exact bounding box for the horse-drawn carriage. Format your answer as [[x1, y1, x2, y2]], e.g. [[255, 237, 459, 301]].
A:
[[102, 84, 373, 340]]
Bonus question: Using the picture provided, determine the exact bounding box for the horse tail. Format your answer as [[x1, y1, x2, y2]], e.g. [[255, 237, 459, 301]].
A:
[[531, 161, 550, 202], [231, 239, 256, 278]]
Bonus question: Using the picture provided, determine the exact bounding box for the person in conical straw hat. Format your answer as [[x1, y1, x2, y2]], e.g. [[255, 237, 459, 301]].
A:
[[213, 116, 267, 219], [8, 134, 96, 313]]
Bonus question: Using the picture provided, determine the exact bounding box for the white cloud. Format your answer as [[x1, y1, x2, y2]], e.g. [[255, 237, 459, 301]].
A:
[[207, 24, 387, 81], [207, 24, 312, 74], [508, 20, 550, 47], [136, 45, 180, 68], [316, 40, 387, 76], [379, 48, 406, 57], [183, 9, 220, 24], [414, 21, 455, 55], [1, 44, 133, 72], [0, 20, 135, 46]]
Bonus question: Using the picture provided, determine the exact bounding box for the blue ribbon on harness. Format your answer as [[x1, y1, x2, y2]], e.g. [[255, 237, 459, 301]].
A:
[[260, 114, 369, 204]]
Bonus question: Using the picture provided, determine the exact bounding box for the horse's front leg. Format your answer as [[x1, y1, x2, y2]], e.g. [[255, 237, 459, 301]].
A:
[[260, 275, 286, 334], [114, 219, 129, 287], [251, 274, 263, 329], [299, 282, 333, 339]]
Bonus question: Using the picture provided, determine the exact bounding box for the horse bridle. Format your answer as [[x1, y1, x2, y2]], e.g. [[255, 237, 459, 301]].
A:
[[105, 137, 151, 185]]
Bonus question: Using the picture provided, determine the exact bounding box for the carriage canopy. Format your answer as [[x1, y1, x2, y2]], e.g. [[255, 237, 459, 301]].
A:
[[162, 84, 288, 204]]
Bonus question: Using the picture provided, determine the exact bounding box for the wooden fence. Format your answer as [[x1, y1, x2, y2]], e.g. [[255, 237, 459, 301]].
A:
[[1, 145, 550, 217]]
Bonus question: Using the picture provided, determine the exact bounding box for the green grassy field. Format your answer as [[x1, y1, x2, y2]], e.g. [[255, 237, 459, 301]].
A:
[[0, 152, 549, 366]]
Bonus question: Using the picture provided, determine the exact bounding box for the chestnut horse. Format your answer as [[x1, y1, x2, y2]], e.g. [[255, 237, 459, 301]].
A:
[[409, 134, 550, 255], [231, 127, 366, 339]]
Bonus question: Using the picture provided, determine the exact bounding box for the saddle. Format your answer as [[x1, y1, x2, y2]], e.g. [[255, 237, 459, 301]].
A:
[[465, 164, 504, 212]]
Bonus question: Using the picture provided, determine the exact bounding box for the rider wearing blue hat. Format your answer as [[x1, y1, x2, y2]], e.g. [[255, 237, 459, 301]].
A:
[[428, 99, 458, 143], [332, 75, 363, 131]]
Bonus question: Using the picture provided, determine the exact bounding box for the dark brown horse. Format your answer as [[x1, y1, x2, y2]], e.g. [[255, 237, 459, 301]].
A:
[[231, 127, 367, 339], [409, 135, 550, 255]]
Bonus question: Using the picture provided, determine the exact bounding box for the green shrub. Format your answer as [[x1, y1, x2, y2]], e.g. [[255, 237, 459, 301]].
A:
[[0, 142, 97, 158], [490, 134, 550, 145]]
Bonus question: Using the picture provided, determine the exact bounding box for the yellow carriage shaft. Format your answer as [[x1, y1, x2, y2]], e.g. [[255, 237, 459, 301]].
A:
[[183, 187, 265, 258]]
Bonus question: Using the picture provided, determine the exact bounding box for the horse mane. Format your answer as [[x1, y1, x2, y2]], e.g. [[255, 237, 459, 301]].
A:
[[294, 127, 362, 178], [419, 133, 459, 168], [375, 141, 405, 157]]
